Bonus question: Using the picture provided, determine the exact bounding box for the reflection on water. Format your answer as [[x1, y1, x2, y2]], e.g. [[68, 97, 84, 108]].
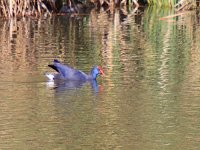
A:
[[1, 7, 200, 149], [46, 79, 100, 94]]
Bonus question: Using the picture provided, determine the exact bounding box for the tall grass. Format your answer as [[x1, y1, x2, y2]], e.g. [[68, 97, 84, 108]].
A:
[[147, 0, 177, 7], [0, 0, 197, 18], [0, 0, 51, 18], [147, 0, 197, 9]]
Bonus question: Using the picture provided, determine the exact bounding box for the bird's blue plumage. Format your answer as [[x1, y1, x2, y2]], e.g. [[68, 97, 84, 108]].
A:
[[46, 59, 104, 81]]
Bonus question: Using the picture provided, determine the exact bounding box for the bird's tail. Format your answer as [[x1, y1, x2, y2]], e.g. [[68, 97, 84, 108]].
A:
[[45, 72, 55, 81], [54, 59, 60, 63]]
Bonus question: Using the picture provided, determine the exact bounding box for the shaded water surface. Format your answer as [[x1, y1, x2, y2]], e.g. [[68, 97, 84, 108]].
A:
[[1, 7, 200, 149]]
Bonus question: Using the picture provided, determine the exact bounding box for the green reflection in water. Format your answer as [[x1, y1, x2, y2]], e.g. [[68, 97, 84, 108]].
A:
[[0, 7, 200, 150]]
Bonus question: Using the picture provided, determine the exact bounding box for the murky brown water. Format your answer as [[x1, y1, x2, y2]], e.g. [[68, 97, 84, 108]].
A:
[[1, 7, 200, 149]]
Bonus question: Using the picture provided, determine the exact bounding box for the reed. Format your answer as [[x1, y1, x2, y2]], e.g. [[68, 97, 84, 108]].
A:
[[0, 0, 51, 18], [0, 0, 197, 18], [175, 0, 196, 11], [147, 0, 196, 8], [146, 0, 177, 7]]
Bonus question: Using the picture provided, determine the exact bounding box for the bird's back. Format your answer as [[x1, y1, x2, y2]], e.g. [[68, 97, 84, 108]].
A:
[[49, 60, 89, 80]]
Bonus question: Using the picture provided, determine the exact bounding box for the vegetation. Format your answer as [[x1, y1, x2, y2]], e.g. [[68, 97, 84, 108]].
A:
[[146, 0, 177, 7], [0, 0, 52, 17], [0, 0, 197, 18], [175, 0, 196, 11]]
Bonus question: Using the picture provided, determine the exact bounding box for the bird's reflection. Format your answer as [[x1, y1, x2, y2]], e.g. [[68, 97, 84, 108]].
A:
[[46, 79, 100, 94]]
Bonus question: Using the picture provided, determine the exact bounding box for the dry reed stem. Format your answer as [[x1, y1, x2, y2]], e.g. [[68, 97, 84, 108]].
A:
[[159, 12, 190, 20], [0, 0, 50, 18]]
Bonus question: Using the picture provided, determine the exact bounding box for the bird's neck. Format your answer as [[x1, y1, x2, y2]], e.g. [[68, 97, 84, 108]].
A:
[[89, 72, 97, 80]]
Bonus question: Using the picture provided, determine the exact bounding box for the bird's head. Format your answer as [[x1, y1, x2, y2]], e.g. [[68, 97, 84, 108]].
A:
[[91, 66, 105, 79]]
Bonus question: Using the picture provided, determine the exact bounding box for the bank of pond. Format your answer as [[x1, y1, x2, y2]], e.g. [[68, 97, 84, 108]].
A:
[[0, 0, 197, 18]]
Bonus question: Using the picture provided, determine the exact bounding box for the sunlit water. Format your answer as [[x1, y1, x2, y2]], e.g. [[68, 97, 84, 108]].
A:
[[1, 7, 200, 149]]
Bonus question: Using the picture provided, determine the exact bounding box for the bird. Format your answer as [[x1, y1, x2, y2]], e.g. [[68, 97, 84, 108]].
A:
[[45, 59, 104, 81]]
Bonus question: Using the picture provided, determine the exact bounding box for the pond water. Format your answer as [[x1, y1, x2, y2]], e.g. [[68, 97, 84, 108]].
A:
[[0, 7, 200, 149]]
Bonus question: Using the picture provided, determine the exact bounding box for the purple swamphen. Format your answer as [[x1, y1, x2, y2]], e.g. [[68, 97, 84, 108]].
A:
[[45, 59, 104, 81]]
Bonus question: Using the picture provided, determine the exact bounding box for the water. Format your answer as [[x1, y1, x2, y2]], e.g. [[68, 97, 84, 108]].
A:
[[1, 7, 200, 149]]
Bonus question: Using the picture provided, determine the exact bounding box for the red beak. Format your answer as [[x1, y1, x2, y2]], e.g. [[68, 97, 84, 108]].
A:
[[98, 66, 105, 77]]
